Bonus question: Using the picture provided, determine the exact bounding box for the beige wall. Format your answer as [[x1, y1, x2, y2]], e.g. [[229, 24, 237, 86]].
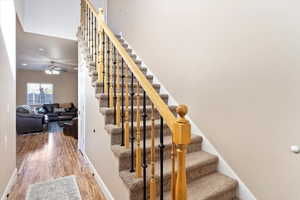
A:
[[0, 0, 16, 197], [16, 69, 78, 106], [108, 1, 300, 199]]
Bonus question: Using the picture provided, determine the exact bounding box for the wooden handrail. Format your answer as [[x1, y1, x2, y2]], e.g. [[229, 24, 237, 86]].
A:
[[84, 0, 177, 133]]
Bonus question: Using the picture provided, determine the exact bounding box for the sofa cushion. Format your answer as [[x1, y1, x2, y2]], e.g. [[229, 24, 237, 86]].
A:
[[43, 103, 59, 113], [17, 106, 30, 114], [16, 105, 34, 114], [54, 107, 65, 113], [59, 103, 72, 109], [37, 107, 46, 114]]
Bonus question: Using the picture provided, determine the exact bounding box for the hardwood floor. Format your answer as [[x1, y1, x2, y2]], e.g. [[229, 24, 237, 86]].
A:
[[9, 123, 105, 200]]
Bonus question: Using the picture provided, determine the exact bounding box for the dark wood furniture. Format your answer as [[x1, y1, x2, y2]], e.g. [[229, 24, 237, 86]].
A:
[[63, 117, 78, 139]]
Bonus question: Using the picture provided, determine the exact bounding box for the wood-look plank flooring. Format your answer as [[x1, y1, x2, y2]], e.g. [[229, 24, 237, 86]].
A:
[[9, 123, 105, 200]]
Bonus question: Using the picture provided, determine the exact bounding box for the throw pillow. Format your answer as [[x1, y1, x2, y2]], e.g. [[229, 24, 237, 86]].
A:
[[54, 107, 65, 113]]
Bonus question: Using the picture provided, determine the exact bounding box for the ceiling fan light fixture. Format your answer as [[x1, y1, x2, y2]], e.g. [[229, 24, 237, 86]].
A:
[[45, 69, 60, 75], [45, 69, 52, 75], [52, 70, 60, 75]]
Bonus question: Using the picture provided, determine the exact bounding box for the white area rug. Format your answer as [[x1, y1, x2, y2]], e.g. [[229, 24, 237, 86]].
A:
[[26, 176, 82, 200]]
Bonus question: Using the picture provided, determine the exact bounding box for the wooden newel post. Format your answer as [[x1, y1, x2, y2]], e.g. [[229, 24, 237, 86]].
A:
[[173, 105, 191, 200]]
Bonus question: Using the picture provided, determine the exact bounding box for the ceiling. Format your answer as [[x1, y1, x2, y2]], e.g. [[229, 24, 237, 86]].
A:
[[16, 19, 78, 72]]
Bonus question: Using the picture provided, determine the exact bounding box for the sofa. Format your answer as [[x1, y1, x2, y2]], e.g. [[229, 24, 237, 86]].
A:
[[16, 105, 45, 134], [37, 103, 77, 122]]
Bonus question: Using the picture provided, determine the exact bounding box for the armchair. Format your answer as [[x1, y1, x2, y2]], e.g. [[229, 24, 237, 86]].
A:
[[16, 105, 45, 134]]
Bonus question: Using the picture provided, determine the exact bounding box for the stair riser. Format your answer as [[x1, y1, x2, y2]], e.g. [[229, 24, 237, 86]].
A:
[[109, 124, 171, 145], [91, 74, 153, 85], [88, 66, 147, 78], [81, 46, 135, 58], [103, 107, 175, 125], [118, 137, 202, 171], [86, 55, 141, 67], [128, 161, 218, 200], [208, 190, 236, 200], [95, 85, 161, 95], [98, 94, 168, 108]]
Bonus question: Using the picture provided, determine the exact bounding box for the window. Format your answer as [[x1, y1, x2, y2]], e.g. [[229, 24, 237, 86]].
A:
[[27, 83, 54, 105]]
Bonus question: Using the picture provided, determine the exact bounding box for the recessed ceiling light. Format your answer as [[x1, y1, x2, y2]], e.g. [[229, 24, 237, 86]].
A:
[[39, 48, 44, 51], [22, 63, 28, 66]]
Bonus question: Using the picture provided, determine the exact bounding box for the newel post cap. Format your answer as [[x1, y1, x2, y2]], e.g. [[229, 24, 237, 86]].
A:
[[98, 8, 105, 19], [173, 105, 191, 145], [98, 8, 104, 14]]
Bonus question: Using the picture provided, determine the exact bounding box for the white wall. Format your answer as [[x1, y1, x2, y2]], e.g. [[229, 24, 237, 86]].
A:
[[16, 69, 78, 106], [20, 0, 106, 40], [0, 0, 16, 197], [14, 0, 24, 26], [91, 0, 106, 10], [108, 1, 300, 199], [23, 0, 80, 40]]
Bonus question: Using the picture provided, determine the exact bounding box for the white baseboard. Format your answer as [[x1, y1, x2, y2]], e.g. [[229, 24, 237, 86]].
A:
[[81, 151, 114, 200], [0, 168, 17, 200], [118, 33, 256, 200]]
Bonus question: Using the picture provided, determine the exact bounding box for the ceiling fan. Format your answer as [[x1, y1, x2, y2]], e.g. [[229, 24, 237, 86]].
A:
[[45, 61, 68, 75]]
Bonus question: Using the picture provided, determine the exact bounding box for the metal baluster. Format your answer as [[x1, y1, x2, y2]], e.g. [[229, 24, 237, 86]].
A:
[[88, 8, 91, 52], [91, 12, 94, 63], [116, 53, 121, 127], [150, 103, 157, 200], [160, 116, 165, 200], [135, 82, 142, 178], [97, 25, 101, 82], [142, 90, 148, 200], [109, 43, 114, 108], [87, 7, 89, 48], [130, 72, 135, 173], [80, 0, 83, 28], [85, 3, 87, 40], [102, 31, 105, 92], [113, 46, 117, 124], [107, 39, 110, 107], [94, 15, 97, 67], [124, 65, 130, 148], [121, 58, 125, 146], [171, 141, 176, 200]]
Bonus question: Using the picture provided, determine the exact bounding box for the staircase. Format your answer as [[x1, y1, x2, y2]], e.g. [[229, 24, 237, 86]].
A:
[[78, 0, 239, 199]]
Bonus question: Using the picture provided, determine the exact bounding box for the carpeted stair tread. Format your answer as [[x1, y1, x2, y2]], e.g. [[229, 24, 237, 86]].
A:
[[100, 104, 175, 125], [105, 120, 171, 145], [90, 72, 153, 82], [111, 134, 202, 159], [96, 93, 168, 101], [110, 130, 202, 172], [99, 105, 176, 115], [119, 150, 218, 191], [163, 173, 238, 200], [91, 76, 155, 88], [97, 93, 168, 107], [105, 120, 169, 134], [94, 81, 160, 90]]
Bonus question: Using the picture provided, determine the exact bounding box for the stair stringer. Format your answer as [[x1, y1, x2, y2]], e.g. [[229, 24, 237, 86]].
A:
[[78, 38, 129, 200], [117, 32, 256, 200]]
